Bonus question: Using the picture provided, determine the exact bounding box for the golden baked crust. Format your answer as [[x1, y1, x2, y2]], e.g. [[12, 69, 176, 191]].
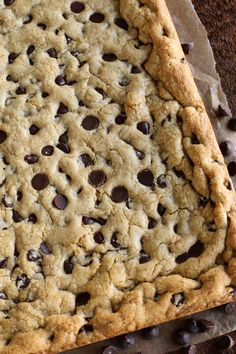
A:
[[0, 0, 235, 353]]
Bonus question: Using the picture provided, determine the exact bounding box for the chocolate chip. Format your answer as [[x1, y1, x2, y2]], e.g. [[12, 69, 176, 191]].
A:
[[111, 186, 128, 203], [42, 145, 54, 156], [191, 133, 200, 144], [137, 121, 150, 135], [40, 241, 51, 255], [31, 173, 49, 191], [23, 14, 33, 24], [63, 258, 74, 274], [139, 250, 150, 264], [2, 195, 12, 208], [47, 48, 57, 58], [137, 169, 154, 187], [8, 52, 18, 64], [111, 233, 120, 248], [119, 77, 130, 87], [173, 329, 190, 345], [12, 209, 23, 223], [0, 292, 7, 300], [173, 168, 185, 179], [199, 195, 208, 207], [118, 333, 135, 349], [89, 12, 105, 23], [188, 241, 204, 258], [228, 161, 236, 176], [42, 92, 49, 98], [55, 75, 66, 86], [115, 114, 126, 124], [56, 143, 70, 154], [197, 319, 215, 332], [27, 250, 40, 262], [65, 34, 73, 44], [185, 319, 200, 334], [102, 53, 117, 62], [88, 170, 106, 187], [71, 1, 85, 13], [6, 74, 14, 81], [16, 86, 26, 95], [16, 274, 30, 290], [101, 345, 118, 354], [52, 194, 68, 210], [171, 292, 185, 307], [94, 231, 104, 244], [24, 154, 38, 164], [134, 148, 145, 160], [0, 130, 7, 144], [218, 335, 234, 350], [184, 345, 197, 354], [114, 17, 128, 30], [82, 115, 99, 130], [27, 45, 35, 55], [156, 174, 167, 188], [0, 258, 7, 269], [78, 324, 94, 334], [181, 42, 194, 55], [157, 203, 166, 216], [76, 292, 91, 306], [82, 216, 96, 225], [17, 191, 22, 201], [38, 23, 46, 30], [131, 65, 142, 74], [57, 103, 68, 114], [29, 124, 39, 135], [219, 140, 232, 156], [97, 217, 107, 225], [148, 217, 157, 229], [217, 104, 230, 118], [79, 153, 93, 167], [142, 325, 160, 339], [28, 214, 37, 223], [175, 252, 189, 264], [228, 118, 236, 131]]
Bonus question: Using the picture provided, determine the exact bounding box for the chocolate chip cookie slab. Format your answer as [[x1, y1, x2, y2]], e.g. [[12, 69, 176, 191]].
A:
[[0, 0, 235, 353]]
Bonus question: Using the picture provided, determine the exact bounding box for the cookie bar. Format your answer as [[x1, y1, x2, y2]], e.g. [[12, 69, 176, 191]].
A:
[[0, 0, 235, 353]]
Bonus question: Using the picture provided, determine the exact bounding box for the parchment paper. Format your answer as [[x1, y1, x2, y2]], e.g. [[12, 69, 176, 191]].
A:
[[63, 1, 235, 353]]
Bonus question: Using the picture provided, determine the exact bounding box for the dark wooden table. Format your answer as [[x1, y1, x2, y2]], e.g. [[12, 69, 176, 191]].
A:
[[173, 1, 236, 353]]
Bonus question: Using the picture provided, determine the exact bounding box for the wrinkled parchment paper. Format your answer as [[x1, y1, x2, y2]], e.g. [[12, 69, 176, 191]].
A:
[[64, 1, 235, 353]]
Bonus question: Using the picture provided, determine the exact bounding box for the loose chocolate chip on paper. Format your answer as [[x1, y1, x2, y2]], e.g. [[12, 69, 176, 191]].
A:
[[228, 118, 236, 131], [27, 44, 35, 55], [0, 130, 7, 144], [16, 274, 30, 289], [219, 140, 232, 156], [79, 153, 93, 167], [102, 53, 117, 62], [0, 258, 7, 269], [142, 325, 160, 339], [70, 1, 85, 13], [47, 48, 57, 58], [197, 319, 215, 332], [31, 173, 49, 191], [76, 292, 91, 306], [42, 145, 54, 156], [27, 250, 41, 262], [173, 329, 190, 346], [40, 241, 51, 255], [185, 318, 200, 333], [137, 169, 154, 187], [88, 170, 106, 187], [115, 114, 126, 124], [117, 333, 135, 349], [89, 12, 105, 23], [24, 154, 38, 164], [82, 115, 99, 130], [94, 231, 104, 244], [53, 194, 68, 210], [224, 301, 236, 314], [181, 42, 194, 55], [137, 121, 150, 135], [114, 17, 128, 30], [8, 52, 18, 63], [228, 161, 236, 176], [101, 346, 118, 354], [111, 186, 128, 203], [57, 102, 68, 114], [218, 335, 235, 350]]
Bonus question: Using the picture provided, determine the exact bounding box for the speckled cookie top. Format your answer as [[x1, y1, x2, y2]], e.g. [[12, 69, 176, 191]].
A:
[[0, 0, 235, 353]]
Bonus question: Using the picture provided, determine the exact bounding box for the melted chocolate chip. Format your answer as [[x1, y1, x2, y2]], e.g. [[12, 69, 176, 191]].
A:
[[173, 329, 190, 346], [219, 140, 232, 156], [0, 292, 7, 300], [27, 45, 35, 55], [79, 153, 93, 167], [24, 154, 38, 164], [175, 252, 189, 264], [42, 145, 54, 156], [57, 103, 68, 114], [88, 170, 106, 187], [111, 186, 128, 203], [137, 169, 154, 187], [102, 53, 117, 62], [16, 86, 26, 95], [8, 52, 18, 64], [82, 216, 96, 225], [139, 250, 150, 264], [157, 203, 166, 216], [131, 65, 142, 74], [71, 1, 85, 13], [0, 258, 7, 269], [29, 124, 39, 135], [114, 17, 128, 30], [12, 209, 23, 223], [156, 174, 167, 188], [16, 274, 30, 289], [191, 133, 200, 144], [228, 161, 236, 176], [115, 114, 126, 124], [52, 194, 68, 210], [137, 121, 150, 135], [42, 92, 49, 98], [118, 333, 135, 349], [111, 233, 120, 248], [181, 42, 194, 55], [28, 214, 37, 224], [188, 241, 204, 257], [56, 143, 70, 154], [27, 249, 40, 262], [47, 48, 57, 58], [228, 118, 236, 131], [171, 292, 185, 306], [79, 324, 94, 334], [40, 241, 51, 255], [89, 12, 105, 23], [55, 75, 66, 86], [101, 346, 118, 354], [142, 325, 160, 339], [198, 319, 215, 332], [31, 173, 49, 191], [82, 115, 99, 130], [0, 130, 7, 144], [185, 319, 201, 334], [94, 231, 104, 244], [64, 258, 74, 274], [76, 292, 91, 306], [148, 217, 157, 229], [173, 168, 185, 179]]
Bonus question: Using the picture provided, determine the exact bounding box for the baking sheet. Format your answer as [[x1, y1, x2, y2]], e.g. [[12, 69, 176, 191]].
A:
[[63, 0, 235, 353]]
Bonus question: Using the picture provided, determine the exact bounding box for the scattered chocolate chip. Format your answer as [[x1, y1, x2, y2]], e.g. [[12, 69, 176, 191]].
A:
[[82, 216, 96, 225], [102, 53, 117, 62], [76, 292, 91, 306], [16, 274, 30, 289], [142, 325, 160, 339], [28, 214, 37, 223], [94, 87, 106, 98], [218, 335, 234, 350], [157, 174, 167, 188], [24, 154, 38, 164], [56, 143, 70, 154], [191, 133, 200, 144], [57, 103, 68, 114], [173, 168, 185, 179], [42, 145, 54, 156], [31, 173, 49, 191], [6, 74, 14, 81], [55, 75, 66, 86], [17, 191, 22, 201], [118, 333, 135, 349], [27, 249, 41, 262], [148, 217, 157, 229], [0, 292, 7, 300], [157, 203, 166, 216], [42, 92, 49, 98], [65, 34, 73, 44], [228, 118, 236, 131], [114, 17, 128, 30], [27, 44, 35, 55], [188, 241, 204, 258], [111, 186, 128, 203], [2, 195, 12, 208], [94, 231, 104, 244], [88, 170, 106, 188], [137, 121, 150, 135], [8, 52, 18, 64], [185, 318, 200, 334], [137, 169, 154, 187], [79, 324, 94, 334], [219, 140, 232, 156], [134, 148, 145, 160], [111, 233, 120, 248], [101, 346, 118, 354], [47, 48, 57, 58], [197, 319, 215, 332], [37, 23, 46, 30], [228, 161, 236, 176], [16, 86, 26, 95], [115, 113, 126, 124], [23, 14, 33, 24], [40, 241, 51, 255], [97, 217, 107, 225], [181, 42, 194, 55], [79, 153, 93, 167], [171, 292, 185, 307], [131, 65, 142, 74], [0, 258, 7, 269], [175, 252, 189, 264], [2, 156, 9, 165], [71, 1, 85, 13], [173, 329, 190, 346], [29, 124, 39, 135], [184, 345, 197, 354], [0, 130, 7, 144], [139, 250, 150, 264], [82, 115, 99, 130], [217, 104, 230, 118], [64, 258, 74, 274], [89, 12, 105, 23], [52, 194, 68, 210], [12, 209, 23, 223]]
